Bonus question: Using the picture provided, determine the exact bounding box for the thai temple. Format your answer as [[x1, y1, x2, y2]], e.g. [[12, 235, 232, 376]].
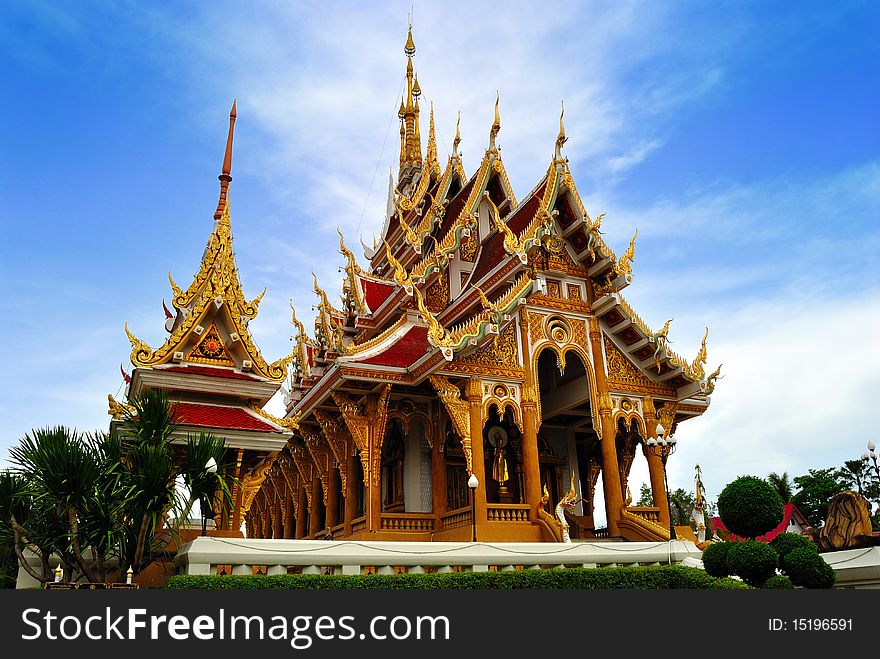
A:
[[110, 27, 721, 544]]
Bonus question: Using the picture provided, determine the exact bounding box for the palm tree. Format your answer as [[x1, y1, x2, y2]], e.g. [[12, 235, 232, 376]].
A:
[[2, 388, 235, 584], [767, 471, 794, 503]]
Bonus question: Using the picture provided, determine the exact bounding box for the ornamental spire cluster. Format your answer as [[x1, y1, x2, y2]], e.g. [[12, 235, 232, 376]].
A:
[[398, 25, 423, 183]]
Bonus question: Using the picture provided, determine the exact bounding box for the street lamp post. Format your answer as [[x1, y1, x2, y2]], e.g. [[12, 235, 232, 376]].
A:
[[861, 441, 879, 515], [467, 473, 479, 543], [646, 424, 677, 540], [202, 457, 219, 537]]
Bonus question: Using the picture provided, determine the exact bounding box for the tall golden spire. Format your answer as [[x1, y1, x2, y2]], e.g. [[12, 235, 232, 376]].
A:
[[452, 111, 461, 157], [398, 24, 422, 178], [214, 99, 237, 220]]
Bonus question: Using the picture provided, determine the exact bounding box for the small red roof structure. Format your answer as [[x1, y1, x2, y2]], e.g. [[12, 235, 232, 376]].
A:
[[711, 503, 812, 542], [173, 402, 280, 433]]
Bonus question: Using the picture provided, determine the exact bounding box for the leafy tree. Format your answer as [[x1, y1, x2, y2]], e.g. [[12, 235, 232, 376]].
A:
[[792, 468, 849, 527], [766, 472, 794, 503], [718, 476, 783, 539]]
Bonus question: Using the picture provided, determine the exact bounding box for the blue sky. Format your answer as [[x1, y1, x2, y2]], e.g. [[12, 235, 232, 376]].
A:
[[1, 1, 878, 517]]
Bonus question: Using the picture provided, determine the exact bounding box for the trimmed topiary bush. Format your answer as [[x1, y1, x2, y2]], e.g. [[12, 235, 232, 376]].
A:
[[727, 540, 779, 587], [701, 541, 732, 577], [782, 547, 836, 589], [762, 574, 795, 589], [718, 475, 784, 538], [770, 532, 817, 561]]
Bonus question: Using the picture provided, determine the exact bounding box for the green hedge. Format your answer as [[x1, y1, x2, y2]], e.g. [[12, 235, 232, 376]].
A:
[[168, 565, 748, 590]]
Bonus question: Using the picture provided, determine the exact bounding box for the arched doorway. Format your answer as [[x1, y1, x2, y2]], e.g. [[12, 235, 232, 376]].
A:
[[535, 347, 601, 537]]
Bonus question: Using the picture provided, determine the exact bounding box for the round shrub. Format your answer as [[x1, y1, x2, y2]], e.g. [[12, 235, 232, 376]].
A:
[[701, 541, 732, 577], [770, 532, 817, 561], [762, 574, 795, 589], [782, 547, 836, 589], [718, 476, 784, 538], [727, 540, 779, 587]]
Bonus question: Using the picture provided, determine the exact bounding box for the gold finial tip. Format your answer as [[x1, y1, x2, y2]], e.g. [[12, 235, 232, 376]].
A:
[[230, 99, 237, 118], [404, 25, 416, 56]]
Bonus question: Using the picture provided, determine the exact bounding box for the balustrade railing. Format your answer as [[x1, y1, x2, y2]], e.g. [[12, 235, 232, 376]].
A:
[[487, 504, 531, 522], [380, 513, 435, 532], [350, 516, 367, 534], [440, 507, 471, 529]]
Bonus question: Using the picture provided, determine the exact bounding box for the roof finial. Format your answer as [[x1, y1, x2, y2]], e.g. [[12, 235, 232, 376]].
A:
[[555, 100, 567, 160], [489, 91, 501, 151], [214, 99, 237, 220], [426, 102, 438, 166], [404, 23, 416, 57], [452, 111, 462, 157]]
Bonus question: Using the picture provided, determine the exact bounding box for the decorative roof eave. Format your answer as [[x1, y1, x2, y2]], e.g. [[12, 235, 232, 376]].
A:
[[338, 313, 411, 361], [594, 292, 721, 394], [414, 271, 534, 360]]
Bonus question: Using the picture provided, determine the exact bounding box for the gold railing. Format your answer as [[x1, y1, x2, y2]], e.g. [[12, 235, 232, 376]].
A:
[[487, 504, 531, 522], [626, 506, 661, 523], [350, 516, 367, 534], [380, 513, 436, 532], [440, 507, 472, 529]]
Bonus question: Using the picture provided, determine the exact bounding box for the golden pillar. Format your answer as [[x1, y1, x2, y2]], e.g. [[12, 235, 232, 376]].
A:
[[588, 317, 623, 537], [519, 309, 541, 516], [467, 378, 488, 528], [520, 389, 542, 515], [642, 397, 670, 527], [344, 451, 357, 535], [283, 497, 295, 539], [295, 485, 307, 539], [273, 501, 284, 538], [309, 474, 322, 537], [326, 466, 339, 530], [431, 414, 447, 518]]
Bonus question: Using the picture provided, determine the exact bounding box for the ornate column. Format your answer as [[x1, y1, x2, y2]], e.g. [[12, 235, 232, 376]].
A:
[[273, 499, 284, 538], [283, 496, 295, 539], [519, 308, 542, 515], [466, 377, 488, 526], [332, 385, 392, 534], [344, 450, 357, 535], [520, 385, 542, 515], [326, 465, 339, 529], [642, 397, 670, 527], [588, 317, 624, 537], [295, 485, 307, 539], [431, 409, 447, 518], [309, 474, 322, 537]]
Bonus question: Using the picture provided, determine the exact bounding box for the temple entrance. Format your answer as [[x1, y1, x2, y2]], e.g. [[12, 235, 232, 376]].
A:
[[535, 348, 600, 538]]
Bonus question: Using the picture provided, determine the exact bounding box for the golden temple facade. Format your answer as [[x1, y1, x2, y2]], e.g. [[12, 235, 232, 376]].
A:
[[112, 27, 720, 543]]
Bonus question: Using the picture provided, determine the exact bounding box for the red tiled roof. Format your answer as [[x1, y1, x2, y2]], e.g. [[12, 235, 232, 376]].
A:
[[711, 504, 808, 542], [361, 277, 396, 312], [172, 402, 278, 432], [436, 175, 477, 238], [161, 365, 259, 381], [360, 326, 430, 368], [469, 231, 506, 283], [468, 184, 544, 284], [506, 183, 544, 234]]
